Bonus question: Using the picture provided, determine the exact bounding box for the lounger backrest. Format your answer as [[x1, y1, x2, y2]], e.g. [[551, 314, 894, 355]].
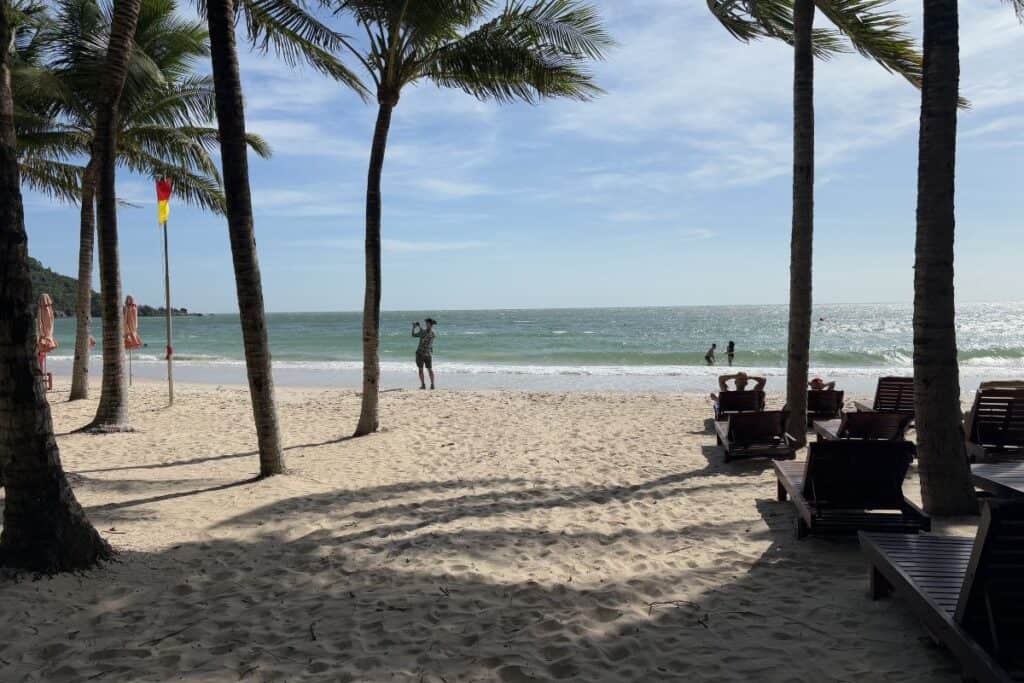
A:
[[872, 376, 915, 413], [966, 388, 1024, 450], [955, 500, 1024, 667], [727, 410, 788, 446], [807, 390, 844, 416], [718, 390, 765, 415], [800, 441, 914, 510], [838, 412, 913, 441]]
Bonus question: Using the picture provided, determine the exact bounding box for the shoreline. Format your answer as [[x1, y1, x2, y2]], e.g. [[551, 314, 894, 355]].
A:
[[43, 355, 1020, 395]]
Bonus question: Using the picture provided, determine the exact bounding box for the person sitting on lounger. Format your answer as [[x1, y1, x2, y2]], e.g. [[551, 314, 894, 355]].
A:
[[709, 371, 766, 402], [808, 376, 836, 391]]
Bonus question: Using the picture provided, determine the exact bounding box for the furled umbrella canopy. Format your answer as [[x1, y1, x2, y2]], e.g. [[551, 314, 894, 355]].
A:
[[37, 293, 58, 353], [124, 296, 142, 350]]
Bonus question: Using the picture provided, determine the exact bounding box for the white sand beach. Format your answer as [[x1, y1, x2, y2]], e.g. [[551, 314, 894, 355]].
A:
[[0, 379, 975, 681]]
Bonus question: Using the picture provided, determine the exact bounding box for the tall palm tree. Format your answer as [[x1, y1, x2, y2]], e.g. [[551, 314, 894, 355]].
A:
[[202, 0, 363, 476], [708, 0, 922, 444], [13, 0, 270, 402], [0, 0, 110, 572], [911, 0, 977, 515], [332, 0, 613, 436], [84, 0, 143, 430]]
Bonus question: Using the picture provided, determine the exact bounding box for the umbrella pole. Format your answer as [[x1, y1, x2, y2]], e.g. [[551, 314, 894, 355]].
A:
[[162, 219, 174, 406]]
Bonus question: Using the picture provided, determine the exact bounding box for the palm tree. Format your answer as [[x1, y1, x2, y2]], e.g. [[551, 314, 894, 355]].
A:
[[203, 0, 365, 476], [708, 0, 922, 444], [0, 0, 110, 572], [911, 0, 977, 515], [84, 0, 144, 430], [331, 0, 613, 436], [13, 0, 270, 403]]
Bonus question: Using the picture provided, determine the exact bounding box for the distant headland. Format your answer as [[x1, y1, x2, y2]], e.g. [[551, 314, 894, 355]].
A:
[[29, 257, 199, 317]]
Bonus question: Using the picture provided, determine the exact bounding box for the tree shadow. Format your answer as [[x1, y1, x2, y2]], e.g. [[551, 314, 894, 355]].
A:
[[0, 479, 963, 681], [73, 436, 358, 474]]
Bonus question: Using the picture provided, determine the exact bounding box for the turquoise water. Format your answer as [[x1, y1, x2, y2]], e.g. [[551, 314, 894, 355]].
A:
[[44, 303, 1024, 390]]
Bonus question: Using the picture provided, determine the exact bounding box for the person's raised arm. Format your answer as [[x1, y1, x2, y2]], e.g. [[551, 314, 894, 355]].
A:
[[825, 381, 836, 391], [412, 322, 421, 338], [752, 376, 767, 391], [718, 375, 731, 392]]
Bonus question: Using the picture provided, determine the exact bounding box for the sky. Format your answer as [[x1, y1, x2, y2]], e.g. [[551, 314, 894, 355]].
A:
[[23, 0, 1024, 313]]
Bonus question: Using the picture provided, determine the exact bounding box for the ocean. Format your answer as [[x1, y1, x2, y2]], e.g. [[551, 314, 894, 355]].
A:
[[43, 302, 1024, 393]]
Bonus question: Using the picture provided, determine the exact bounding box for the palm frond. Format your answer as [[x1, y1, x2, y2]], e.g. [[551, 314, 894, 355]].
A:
[[235, 0, 369, 95], [1003, 0, 1024, 21], [706, 0, 848, 58], [118, 146, 227, 213], [18, 156, 84, 204], [815, 0, 921, 86], [417, 0, 610, 102]]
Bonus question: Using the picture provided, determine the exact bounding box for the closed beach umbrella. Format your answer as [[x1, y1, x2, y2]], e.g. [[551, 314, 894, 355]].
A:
[[37, 293, 58, 353], [124, 296, 142, 386], [124, 295, 143, 350]]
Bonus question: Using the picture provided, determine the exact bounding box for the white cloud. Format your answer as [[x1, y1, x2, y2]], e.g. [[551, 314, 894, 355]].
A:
[[412, 178, 492, 199], [251, 188, 359, 218]]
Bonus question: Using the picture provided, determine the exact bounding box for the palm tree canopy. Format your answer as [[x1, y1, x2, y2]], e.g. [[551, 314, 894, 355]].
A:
[[13, 0, 271, 212], [332, 0, 613, 104], [707, 0, 922, 87]]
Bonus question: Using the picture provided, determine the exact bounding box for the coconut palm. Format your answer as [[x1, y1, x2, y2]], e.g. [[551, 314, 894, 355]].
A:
[[0, 0, 111, 572], [330, 0, 612, 436], [14, 0, 270, 404], [708, 0, 922, 445], [202, 0, 364, 477], [911, 0, 977, 515]]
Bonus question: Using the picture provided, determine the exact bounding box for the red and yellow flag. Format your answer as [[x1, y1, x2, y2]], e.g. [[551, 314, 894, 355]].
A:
[[156, 178, 172, 224]]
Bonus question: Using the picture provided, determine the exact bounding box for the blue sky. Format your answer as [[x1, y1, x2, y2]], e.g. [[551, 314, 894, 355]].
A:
[[24, 0, 1024, 313]]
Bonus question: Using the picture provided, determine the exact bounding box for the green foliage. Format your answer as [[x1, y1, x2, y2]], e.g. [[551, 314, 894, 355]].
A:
[[706, 0, 923, 87], [333, 0, 613, 103], [28, 257, 100, 317], [28, 257, 186, 317], [12, 0, 273, 212]]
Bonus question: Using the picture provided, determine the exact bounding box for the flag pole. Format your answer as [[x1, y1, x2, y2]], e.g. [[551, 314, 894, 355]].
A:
[[162, 218, 174, 406]]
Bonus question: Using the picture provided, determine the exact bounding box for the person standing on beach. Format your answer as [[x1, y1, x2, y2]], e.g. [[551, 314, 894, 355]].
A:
[[412, 318, 437, 390], [726, 341, 735, 366], [705, 343, 717, 365]]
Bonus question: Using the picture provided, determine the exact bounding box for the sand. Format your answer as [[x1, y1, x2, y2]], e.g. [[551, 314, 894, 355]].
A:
[[0, 379, 973, 681]]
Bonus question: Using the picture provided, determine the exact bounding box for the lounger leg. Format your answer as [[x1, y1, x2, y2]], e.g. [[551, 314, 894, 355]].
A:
[[794, 516, 809, 540], [777, 480, 787, 502], [869, 567, 892, 600]]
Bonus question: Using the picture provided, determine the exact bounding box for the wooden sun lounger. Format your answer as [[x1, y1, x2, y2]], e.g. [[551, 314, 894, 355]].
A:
[[714, 410, 796, 463], [807, 389, 844, 426], [812, 411, 914, 442], [964, 387, 1024, 462], [713, 390, 765, 421], [854, 376, 915, 415], [860, 500, 1024, 682], [774, 441, 927, 539]]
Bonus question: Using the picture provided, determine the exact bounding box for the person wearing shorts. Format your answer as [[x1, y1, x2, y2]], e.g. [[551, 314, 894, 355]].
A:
[[412, 318, 437, 390]]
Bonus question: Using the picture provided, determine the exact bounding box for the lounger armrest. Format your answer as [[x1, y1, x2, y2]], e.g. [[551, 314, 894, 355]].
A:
[[900, 498, 931, 531]]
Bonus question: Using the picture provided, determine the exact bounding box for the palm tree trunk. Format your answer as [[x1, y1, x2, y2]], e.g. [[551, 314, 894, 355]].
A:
[[0, 4, 111, 572], [786, 0, 815, 445], [88, 0, 142, 431], [206, 0, 284, 476], [355, 99, 395, 437], [913, 0, 975, 516], [69, 160, 97, 401]]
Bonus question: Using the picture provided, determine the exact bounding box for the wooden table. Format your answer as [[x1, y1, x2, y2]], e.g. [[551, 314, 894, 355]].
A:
[[971, 463, 1024, 498]]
